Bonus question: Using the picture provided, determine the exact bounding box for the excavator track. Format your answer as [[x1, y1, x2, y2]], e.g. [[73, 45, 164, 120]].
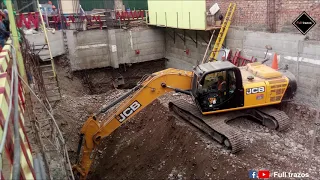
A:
[[169, 99, 246, 153], [169, 99, 291, 153], [255, 107, 290, 131]]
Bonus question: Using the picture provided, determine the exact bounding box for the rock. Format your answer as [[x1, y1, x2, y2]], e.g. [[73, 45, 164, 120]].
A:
[[195, 142, 198, 145], [284, 138, 291, 147], [309, 130, 314, 135]]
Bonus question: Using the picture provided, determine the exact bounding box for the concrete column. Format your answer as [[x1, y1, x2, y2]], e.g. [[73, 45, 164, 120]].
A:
[[108, 30, 120, 68], [66, 30, 77, 61], [114, 0, 125, 11]]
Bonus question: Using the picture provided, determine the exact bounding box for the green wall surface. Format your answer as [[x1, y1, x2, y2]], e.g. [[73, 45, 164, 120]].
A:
[[80, 0, 114, 11], [123, 0, 148, 10], [148, 0, 206, 30]]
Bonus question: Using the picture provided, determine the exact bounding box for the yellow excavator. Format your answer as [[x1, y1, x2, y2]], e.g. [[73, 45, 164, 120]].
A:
[[72, 60, 297, 179]]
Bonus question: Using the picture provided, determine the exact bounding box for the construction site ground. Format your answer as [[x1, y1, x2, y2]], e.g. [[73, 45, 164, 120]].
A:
[[52, 57, 320, 180]]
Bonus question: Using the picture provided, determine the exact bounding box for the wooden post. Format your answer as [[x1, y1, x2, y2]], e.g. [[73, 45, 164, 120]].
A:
[[176, 12, 178, 28], [189, 12, 191, 29], [165, 12, 167, 27]]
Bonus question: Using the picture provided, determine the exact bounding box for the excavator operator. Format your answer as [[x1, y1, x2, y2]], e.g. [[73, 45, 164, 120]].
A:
[[217, 75, 227, 102], [217, 76, 226, 91]]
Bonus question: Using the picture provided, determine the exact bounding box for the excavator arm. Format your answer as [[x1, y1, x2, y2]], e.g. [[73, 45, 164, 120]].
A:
[[72, 68, 193, 179]]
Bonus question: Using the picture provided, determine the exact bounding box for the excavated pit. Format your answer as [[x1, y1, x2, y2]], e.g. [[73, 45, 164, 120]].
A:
[[85, 97, 320, 180], [52, 57, 320, 180]]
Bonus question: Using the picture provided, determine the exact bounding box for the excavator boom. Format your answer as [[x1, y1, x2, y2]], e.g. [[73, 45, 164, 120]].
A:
[[73, 68, 193, 179]]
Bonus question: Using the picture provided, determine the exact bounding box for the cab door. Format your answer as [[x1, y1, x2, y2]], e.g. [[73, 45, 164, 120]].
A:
[[196, 68, 244, 112]]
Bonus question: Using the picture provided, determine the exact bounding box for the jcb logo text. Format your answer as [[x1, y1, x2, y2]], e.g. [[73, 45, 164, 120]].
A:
[[246, 87, 265, 95], [116, 101, 141, 123]]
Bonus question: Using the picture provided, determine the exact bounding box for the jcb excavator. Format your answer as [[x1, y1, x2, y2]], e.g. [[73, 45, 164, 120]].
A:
[[72, 60, 297, 179]]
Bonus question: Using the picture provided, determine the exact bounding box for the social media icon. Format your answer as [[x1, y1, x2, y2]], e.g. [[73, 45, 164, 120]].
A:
[[258, 170, 270, 178], [249, 170, 258, 179]]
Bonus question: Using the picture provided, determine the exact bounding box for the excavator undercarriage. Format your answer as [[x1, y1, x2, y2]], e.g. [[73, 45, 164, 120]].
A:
[[169, 99, 290, 153]]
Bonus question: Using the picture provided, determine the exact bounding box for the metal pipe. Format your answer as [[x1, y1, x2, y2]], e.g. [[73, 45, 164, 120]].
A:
[[96, 84, 142, 115], [38, 153, 47, 180], [17, 1, 36, 12], [33, 157, 42, 180], [64, 145, 75, 180], [56, 0, 63, 30], [200, 31, 215, 65], [12, 53, 20, 180]]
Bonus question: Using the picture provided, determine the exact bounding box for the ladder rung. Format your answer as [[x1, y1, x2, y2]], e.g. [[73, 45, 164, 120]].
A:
[[34, 47, 49, 50], [43, 76, 55, 79], [44, 82, 57, 85], [40, 64, 53, 68], [48, 94, 61, 98], [40, 53, 51, 56], [46, 87, 59, 91], [42, 70, 54, 73], [42, 58, 53, 61], [34, 44, 48, 46]]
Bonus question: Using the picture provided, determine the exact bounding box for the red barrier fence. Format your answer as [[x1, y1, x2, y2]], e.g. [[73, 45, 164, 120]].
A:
[[116, 10, 145, 20], [16, 10, 147, 30], [17, 12, 103, 29]]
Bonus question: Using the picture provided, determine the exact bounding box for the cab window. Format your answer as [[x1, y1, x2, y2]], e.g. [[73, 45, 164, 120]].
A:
[[198, 70, 236, 108]]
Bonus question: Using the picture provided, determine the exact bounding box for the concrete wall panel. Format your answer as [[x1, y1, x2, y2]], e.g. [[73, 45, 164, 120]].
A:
[[26, 31, 65, 60], [76, 30, 108, 46], [67, 28, 165, 71]]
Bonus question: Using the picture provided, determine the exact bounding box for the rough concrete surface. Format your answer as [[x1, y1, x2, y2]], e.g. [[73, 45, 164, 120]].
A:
[[66, 27, 165, 71], [25, 31, 65, 60]]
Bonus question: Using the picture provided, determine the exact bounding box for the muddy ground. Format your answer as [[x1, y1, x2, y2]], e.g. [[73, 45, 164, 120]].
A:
[[52, 57, 320, 180]]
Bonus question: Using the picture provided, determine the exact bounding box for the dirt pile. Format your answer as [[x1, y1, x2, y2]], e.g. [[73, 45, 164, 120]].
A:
[[87, 98, 320, 180], [88, 99, 248, 180]]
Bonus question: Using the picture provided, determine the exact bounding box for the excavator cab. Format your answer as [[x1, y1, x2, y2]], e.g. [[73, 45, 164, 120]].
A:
[[191, 61, 244, 112]]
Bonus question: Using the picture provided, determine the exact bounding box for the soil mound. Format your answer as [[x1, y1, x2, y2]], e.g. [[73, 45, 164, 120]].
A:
[[88, 99, 247, 180]]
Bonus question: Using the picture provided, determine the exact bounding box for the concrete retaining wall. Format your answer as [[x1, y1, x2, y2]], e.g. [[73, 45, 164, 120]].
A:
[[25, 31, 65, 60], [67, 27, 165, 71], [164, 29, 210, 70], [165, 27, 320, 100]]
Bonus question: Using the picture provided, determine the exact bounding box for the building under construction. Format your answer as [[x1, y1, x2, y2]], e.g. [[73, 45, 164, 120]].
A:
[[1, 0, 320, 179]]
